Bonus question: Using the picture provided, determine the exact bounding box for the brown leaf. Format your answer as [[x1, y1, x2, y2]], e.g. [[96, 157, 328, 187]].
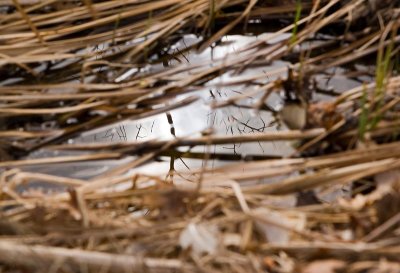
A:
[[142, 188, 192, 218]]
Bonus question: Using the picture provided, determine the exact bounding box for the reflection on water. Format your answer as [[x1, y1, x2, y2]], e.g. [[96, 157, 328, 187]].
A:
[[24, 34, 361, 181], [71, 35, 292, 177]]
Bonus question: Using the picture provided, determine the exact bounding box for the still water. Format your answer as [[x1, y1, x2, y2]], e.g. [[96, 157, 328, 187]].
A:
[[24, 34, 362, 182]]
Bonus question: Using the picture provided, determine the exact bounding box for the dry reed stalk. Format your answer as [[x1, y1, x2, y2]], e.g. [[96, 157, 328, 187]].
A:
[[1, 1, 400, 272], [48, 128, 325, 152], [0, 153, 121, 168], [0, 240, 194, 272]]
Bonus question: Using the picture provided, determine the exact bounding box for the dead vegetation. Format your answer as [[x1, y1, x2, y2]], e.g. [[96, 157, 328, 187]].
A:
[[0, 0, 400, 272]]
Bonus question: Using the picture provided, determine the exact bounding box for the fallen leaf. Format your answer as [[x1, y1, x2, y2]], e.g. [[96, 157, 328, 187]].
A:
[[179, 222, 220, 256]]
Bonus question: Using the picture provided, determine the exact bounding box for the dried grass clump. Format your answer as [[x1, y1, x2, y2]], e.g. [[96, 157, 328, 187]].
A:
[[1, 142, 400, 272], [1, 0, 400, 272]]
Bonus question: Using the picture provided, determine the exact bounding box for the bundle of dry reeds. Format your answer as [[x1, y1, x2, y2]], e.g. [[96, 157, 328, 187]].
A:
[[1, 0, 400, 272]]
